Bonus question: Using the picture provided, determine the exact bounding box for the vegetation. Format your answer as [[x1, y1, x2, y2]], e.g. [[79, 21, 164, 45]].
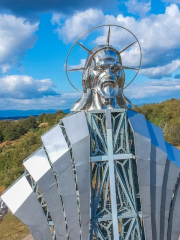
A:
[[0, 213, 30, 240], [134, 98, 180, 146], [0, 110, 66, 188], [0, 99, 180, 190], [0, 100, 180, 239]]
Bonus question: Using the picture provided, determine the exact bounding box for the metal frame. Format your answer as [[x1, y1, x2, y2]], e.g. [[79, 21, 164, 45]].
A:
[[3, 109, 180, 240], [25, 169, 56, 239], [88, 109, 143, 240]]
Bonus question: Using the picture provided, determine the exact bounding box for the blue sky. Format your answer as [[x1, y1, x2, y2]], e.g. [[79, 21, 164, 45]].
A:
[[0, 0, 180, 110]]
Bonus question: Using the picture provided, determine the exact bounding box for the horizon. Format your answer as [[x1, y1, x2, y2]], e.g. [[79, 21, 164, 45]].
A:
[[0, 97, 179, 118]]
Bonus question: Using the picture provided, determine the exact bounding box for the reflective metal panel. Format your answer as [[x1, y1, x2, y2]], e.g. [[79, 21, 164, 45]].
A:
[[168, 178, 180, 240], [62, 112, 90, 240], [23, 148, 67, 240], [127, 110, 151, 140], [146, 121, 167, 240], [62, 111, 89, 144], [160, 158, 180, 240], [127, 110, 152, 240], [23, 148, 51, 182], [1, 175, 53, 240], [41, 124, 69, 164], [42, 124, 80, 239], [166, 142, 180, 240]]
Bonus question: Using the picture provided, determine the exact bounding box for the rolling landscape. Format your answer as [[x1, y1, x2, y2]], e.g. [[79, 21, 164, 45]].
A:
[[0, 98, 180, 239]]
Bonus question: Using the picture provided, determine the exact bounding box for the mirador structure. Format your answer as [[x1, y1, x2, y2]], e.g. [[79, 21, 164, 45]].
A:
[[1, 25, 180, 240]]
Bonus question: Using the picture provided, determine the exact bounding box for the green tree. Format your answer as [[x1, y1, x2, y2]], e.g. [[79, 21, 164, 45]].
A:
[[0, 131, 3, 143], [3, 123, 23, 141], [22, 116, 38, 132], [163, 119, 180, 146], [37, 113, 46, 124]]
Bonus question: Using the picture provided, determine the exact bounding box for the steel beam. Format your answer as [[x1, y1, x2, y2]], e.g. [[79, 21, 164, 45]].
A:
[[105, 109, 120, 240]]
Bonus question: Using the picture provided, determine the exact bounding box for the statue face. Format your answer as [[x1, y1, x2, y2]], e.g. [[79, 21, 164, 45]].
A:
[[90, 49, 123, 99], [72, 47, 131, 111], [93, 64, 122, 98]]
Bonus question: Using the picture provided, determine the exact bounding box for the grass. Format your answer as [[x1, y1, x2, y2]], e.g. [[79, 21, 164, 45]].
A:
[[0, 213, 30, 240], [0, 186, 5, 196]]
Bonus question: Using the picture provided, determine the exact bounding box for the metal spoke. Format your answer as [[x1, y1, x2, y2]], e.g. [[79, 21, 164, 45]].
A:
[[122, 66, 138, 71], [119, 40, 137, 54], [106, 26, 111, 47], [68, 67, 87, 72], [77, 42, 92, 54]]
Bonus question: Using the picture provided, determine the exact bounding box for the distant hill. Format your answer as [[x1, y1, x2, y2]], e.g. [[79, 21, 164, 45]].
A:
[[0, 109, 70, 120]]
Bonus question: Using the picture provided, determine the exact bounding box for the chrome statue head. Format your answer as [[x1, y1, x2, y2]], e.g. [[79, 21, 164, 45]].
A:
[[66, 25, 142, 111]]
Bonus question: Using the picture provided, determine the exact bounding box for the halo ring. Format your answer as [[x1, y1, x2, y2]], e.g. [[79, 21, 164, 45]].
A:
[[65, 24, 142, 93]]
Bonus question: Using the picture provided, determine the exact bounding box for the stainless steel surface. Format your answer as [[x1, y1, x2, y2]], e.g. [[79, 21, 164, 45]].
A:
[[105, 109, 119, 239], [88, 109, 143, 240], [168, 177, 180, 240], [65, 25, 142, 111], [127, 110, 152, 240], [3, 108, 180, 240], [41, 125, 69, 164], [1, 176, 53, 240], [62, 112, 90, 240], [146, 121, 167, 240], [3, 23, 180, 240], [166, 142, 180, 240], [160, 158, 180, 240], [23, 148, 67, 240], [42, 124, 80, 239]]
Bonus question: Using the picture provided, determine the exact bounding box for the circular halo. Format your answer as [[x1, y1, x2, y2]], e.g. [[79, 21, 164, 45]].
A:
[[65, 24, 142, 93]]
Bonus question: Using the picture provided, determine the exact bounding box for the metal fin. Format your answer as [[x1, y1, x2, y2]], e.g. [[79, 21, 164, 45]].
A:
[[106, 26, 111, 47], [68, 67, 87, 72], [119, 41, 137, 54], [122, 66, 138, 71], [77, 42, 92, 54]]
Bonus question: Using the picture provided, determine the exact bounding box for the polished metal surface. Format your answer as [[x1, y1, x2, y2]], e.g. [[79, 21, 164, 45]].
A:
[[23, 148, 67, 240], [1, 175, 53, 240], [146, 121, 167, 240], [166, 143, 180, 240], [62, 112, 90, 240], [127, 110, 153, 240], [42, 124, 81, 240], [2, 25, 180, 240], [160, 157, 180, 240], [66, 25, 142, 111], [2, 109, 180, 240]]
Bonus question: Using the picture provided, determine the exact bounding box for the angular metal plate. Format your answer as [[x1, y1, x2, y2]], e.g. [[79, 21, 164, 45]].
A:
[[1, 176, 53, 240]]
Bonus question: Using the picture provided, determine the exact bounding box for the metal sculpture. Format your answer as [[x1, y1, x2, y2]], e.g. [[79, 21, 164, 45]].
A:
[[66, 25, 142, 111], [1, 25, 180, 240]]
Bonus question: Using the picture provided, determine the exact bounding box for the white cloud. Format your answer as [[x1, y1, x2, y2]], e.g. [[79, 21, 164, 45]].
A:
[[51, 13, 62, 26], [0, 64, 11, 74], [0, 75, 59, 99], [0, 75, 82, 110], [53, 9, 104, 42], [66, 59, 86, 70], [140, 60, 180, 78], [125, 0, 151, 17], [0, 92, 81, 110], [0, 14, 38, 72], [53, 4, 180, 78], [124, 78, 180, 100]]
